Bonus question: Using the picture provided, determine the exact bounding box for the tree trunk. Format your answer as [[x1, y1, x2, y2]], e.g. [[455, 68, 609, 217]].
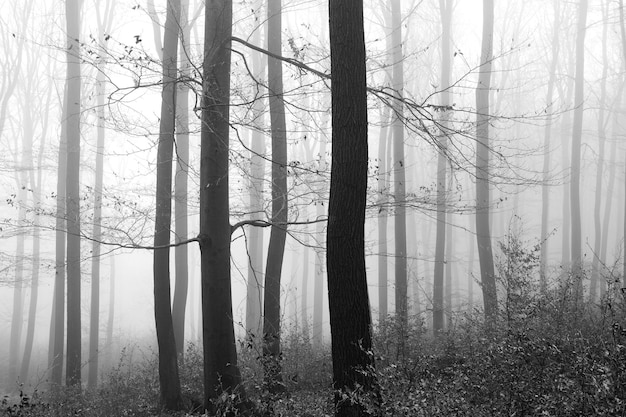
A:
[[245, 0, 266, 339], [391, 0, 407, 329], [172, 0, 190, 360], [475, 0, 498, 325], [262, 0, 289, 392], [50, 83, 67, 386], [88, 4, 113, 386], [590, 0, 608, 303], [153, 0, 183, 409], [201, 0, 245, 408], [570, 0, 588, 300], [328, 0, 379, 415], [540, 0, 560, 292], [65, 0, 82, 387], [377, 105, 390, 324], [434, 0, 452, 335]]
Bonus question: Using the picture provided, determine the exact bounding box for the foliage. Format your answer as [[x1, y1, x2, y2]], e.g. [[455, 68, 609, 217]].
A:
[[5, 236, 626, 416]]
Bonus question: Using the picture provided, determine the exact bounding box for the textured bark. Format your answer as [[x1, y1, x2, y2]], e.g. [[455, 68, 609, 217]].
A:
[[328, 0, 379, 415], [570, 0, 588, 298], [540, 0, 560, 292], [105, 256, 115, 370], [172, 0, 190, 359], [153, 0, 183, 409], [434, 0, 452, 335], [201, 0, 245, 407], [65, 0, 82, 387], [262, 0, 289, 392], [475, 0, 498, 325]]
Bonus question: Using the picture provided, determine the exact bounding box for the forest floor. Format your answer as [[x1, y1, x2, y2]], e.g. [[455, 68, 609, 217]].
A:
[[4, 281, 626, 416]]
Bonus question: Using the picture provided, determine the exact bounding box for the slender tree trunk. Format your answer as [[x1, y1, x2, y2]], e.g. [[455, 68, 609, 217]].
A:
[[445, 176, 454, 328], [105, 256, 115, 370], [434, 0, 452, 335], [475, 0, 498, 325], [590, 0, 609, 303], [88, 11, 112, 386], [540, 0, 560, 292], [65, 0, 82, 387], [21, 83, 50, 383], [619, 0, 626, 287], [391, 0, 407, 328], [172, 0, 190, 360], [201, 0, 245, 408], [328, 0, 379, 414], [153, 0, 183, 409], [245, 1, 266, 339], [262, 0, 289, 392], [50, 84, 67, 386], [313, 138, 327, 348], [570, 0, 588, 300], [377, 105, 390, 324]]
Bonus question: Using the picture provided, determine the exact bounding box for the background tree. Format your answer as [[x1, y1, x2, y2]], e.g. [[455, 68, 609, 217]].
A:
[[65, 0, 82, 387], [433, 0, 453, 335], [475, 0, 497, 324], [569, 0, 588, 299]]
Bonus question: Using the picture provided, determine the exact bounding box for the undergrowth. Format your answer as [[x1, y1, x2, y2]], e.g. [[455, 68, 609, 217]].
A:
[[4, 235, 626, 416]]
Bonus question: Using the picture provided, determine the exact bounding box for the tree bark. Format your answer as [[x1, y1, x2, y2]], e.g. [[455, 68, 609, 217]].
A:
[[153, 0, 183, 409], [201, 0, 245, 408], [475, 0, 498, 325], [328, 0, 379, 415]]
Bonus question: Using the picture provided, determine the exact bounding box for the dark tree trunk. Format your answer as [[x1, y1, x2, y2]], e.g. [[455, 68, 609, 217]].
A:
[[475, 0, 498, 325], [200, 0, 245, 409], [153, 0, 183, 409], [328, 0, 379, 415], [262, 0, 289, 393]]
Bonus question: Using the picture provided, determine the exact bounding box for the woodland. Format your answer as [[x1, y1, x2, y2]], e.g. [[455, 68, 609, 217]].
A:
[[2, 0, 626, 416]]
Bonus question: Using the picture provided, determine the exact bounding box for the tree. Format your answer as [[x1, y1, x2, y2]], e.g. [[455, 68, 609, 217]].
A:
[[570, 0, 588, 298], [200, 0, 246, 408], [262, 0, 289, 392], [153, 0, 183, 409], [434, 0, 453, 335], [88, 0, 115, 389], [65, 0, 82, 387], [327, 0, 379, 415], [172, 0, 191, 360], [391, 0, 407, 328], [245, 0, 266, 340], [475, 0, 498, 325], [539, 0, 560, 292]]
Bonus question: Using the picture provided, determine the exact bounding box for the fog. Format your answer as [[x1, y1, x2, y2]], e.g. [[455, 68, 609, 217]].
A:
[[0, 0, 624, 395]]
